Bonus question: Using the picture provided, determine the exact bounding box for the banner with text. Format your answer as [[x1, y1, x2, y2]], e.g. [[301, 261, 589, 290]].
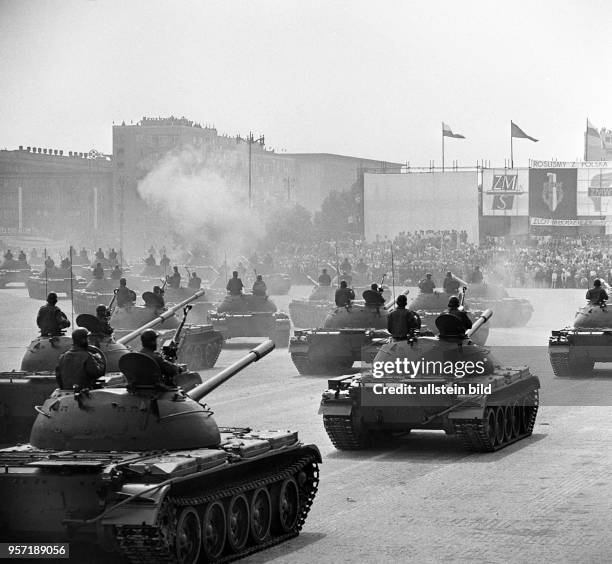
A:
[[482, 168, 528, 216], [528, 168, 577, 222]]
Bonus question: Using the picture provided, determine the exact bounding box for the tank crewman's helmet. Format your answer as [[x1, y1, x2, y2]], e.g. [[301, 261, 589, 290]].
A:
[[72, 328, 90, 347], [47, 292, 58, 304], [396, 294, 408, 306], [141, 329, 159, 348], [448, 296, 460, 308]]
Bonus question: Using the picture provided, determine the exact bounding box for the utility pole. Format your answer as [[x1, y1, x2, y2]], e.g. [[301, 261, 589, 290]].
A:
[[237, 132, 265, 208]]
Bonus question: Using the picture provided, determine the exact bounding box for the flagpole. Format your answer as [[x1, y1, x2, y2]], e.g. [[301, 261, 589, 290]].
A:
[[584, 118, 588, 161], [510, 121, 514, 169]]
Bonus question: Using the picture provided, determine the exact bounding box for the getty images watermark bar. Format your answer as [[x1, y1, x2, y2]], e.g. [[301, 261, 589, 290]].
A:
[[0, 544, 69, 559]]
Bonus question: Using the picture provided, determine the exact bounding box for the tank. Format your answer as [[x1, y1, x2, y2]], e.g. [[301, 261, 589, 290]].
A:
[[466, 282, 533, 327], [319, 310, 541, 452], [289, 299, 390, 375], [111, 289, 224, 370], [548, 301, 612, 377], [26, 268, 87, 300], [289, 285, 336, 329], [0, 257, 32, 288], [409, 290, 489, 346], [163, 285, 225, 324], [0, 341, 321, 562], [0, 294, 208, 445], [72, 277, 118, 314], [208, 294, 291, 347]]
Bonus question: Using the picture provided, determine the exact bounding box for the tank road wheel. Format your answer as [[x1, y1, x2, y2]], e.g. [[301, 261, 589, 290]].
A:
[[323, 415, 369, 449], [226, 494, 250, 553], [503, 405, 514, 442], [484, 407, 497, 449], [249, 487, 272, 544], [495, 407, 505, 446], [272, 477, 300, 533], [511, 401, 521, 439], [201, 501, 226, 561], [175, 506, 202, 564], [520, 389, 539, 436]]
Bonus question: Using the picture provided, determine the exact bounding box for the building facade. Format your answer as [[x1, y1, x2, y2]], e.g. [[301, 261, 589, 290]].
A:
[[0, 147, 113, 247]]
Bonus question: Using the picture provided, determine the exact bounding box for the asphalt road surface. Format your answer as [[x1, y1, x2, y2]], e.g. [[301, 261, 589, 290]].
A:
[[1, 285, 611, 563]]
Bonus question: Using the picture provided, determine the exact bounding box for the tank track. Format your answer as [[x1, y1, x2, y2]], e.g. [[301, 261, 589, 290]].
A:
[[115, 451, 319, 564], [453, 390, 539, 452], [323, 416, 367, 450], [291, 353, 352, 375], [549, 350, 594, 378]]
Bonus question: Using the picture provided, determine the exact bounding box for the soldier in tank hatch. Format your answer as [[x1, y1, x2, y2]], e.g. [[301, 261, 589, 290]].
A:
[[470, 266, 484, 284], [188, 271, 202, 289], [362, 283, 385, 308], [443, 271, 460, 294], [116, 278, 136, 307], [92, 262, 104, 279], [252, 274, 267, 296], [387, 294, 420, 339], [335, 280, 355, 308], [139, 329, 184, 386], [166, 266, 181, 289], [111, 265, 122, 280], [37, 292, 71, 336], [226, 271, 244, 296], [443, 296, 472, 333], [94, 305, 114, 338], [586, 279, 608, 306], [55, 328, 105, 389], [145, 253, 157, 267], [418, 273, 436, 294], [318, 268, 332, 286]]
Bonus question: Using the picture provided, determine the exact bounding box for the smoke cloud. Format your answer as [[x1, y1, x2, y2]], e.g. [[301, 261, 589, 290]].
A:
[[137, 146, 263, 260]]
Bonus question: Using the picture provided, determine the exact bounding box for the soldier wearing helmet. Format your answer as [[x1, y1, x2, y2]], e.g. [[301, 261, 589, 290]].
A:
[[55, 328, 105, 389], [335, 280, 355, 308], [37, 292, 71, 336], [252, 274, 267, 296], [116, 278, 136, 307], [418, 273, 436, 294], [443, 271, 460, 294], [445, 296, 472, 332], [89, 304, 114, 347], [226, 271, 244, 296], [387, 294, 421, 339], [138, 329, 183, 385], [586, 278, 608, 306]]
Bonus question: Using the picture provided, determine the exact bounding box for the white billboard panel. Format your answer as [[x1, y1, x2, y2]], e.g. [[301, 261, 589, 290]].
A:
[[364, 171, 479, 243], [482, 168, 529, 216], [577, 166, 612, 216]]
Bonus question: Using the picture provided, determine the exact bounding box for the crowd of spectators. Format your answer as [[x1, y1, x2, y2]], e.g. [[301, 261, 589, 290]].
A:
[[265, 231, 612, 289]]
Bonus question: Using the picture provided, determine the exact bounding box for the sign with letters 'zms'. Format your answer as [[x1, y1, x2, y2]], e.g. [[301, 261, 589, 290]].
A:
[[482, 169, 528, 216]]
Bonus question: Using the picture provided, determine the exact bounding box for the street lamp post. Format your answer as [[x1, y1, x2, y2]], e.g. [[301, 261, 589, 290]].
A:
[[237, 132, 265, 208]]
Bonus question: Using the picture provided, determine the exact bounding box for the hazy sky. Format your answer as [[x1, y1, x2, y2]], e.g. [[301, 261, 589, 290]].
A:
[[1, 0, 610, 166]]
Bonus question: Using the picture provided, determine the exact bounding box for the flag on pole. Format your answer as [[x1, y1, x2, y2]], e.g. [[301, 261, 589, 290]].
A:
[[511, 121, 538, 142], [586, 118, 600, 138], [442, 122, 465, 139]]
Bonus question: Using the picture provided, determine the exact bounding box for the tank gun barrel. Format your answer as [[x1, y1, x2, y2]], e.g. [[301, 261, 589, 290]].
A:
[[188, 340, 275, 401], [465, 308, 493, 339], [451, 273, 469, 287], [117, 289, 205, 345]]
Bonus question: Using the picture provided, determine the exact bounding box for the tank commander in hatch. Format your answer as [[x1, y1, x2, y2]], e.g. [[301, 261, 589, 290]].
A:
[[586, 278, 608, 306], [335, 280, 355, 308], [226, 271, 244, 296], [55, 328, 105, 389], [188, 271, 202, 289], [387, 294, 421, 339], [443, 296, 473, 334], [139, 329, 184, 386], [252, 274, 267, 296], [362, 283, 386, 308], [318, 268, 332, 286], [418, 273, 436, 294], [37, 292, 71, 336], [443, 271, 460, 294], [116, 278, 136, 307], [166, 266, 181, 289]]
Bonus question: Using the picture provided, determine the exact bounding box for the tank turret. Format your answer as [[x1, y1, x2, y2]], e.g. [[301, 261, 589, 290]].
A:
[[320, 308, 541, 452], [30, 340, 274, 452], [20, 290, 207, 373], [549, 294, 612, 377], [1, 341, 321, 561]]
